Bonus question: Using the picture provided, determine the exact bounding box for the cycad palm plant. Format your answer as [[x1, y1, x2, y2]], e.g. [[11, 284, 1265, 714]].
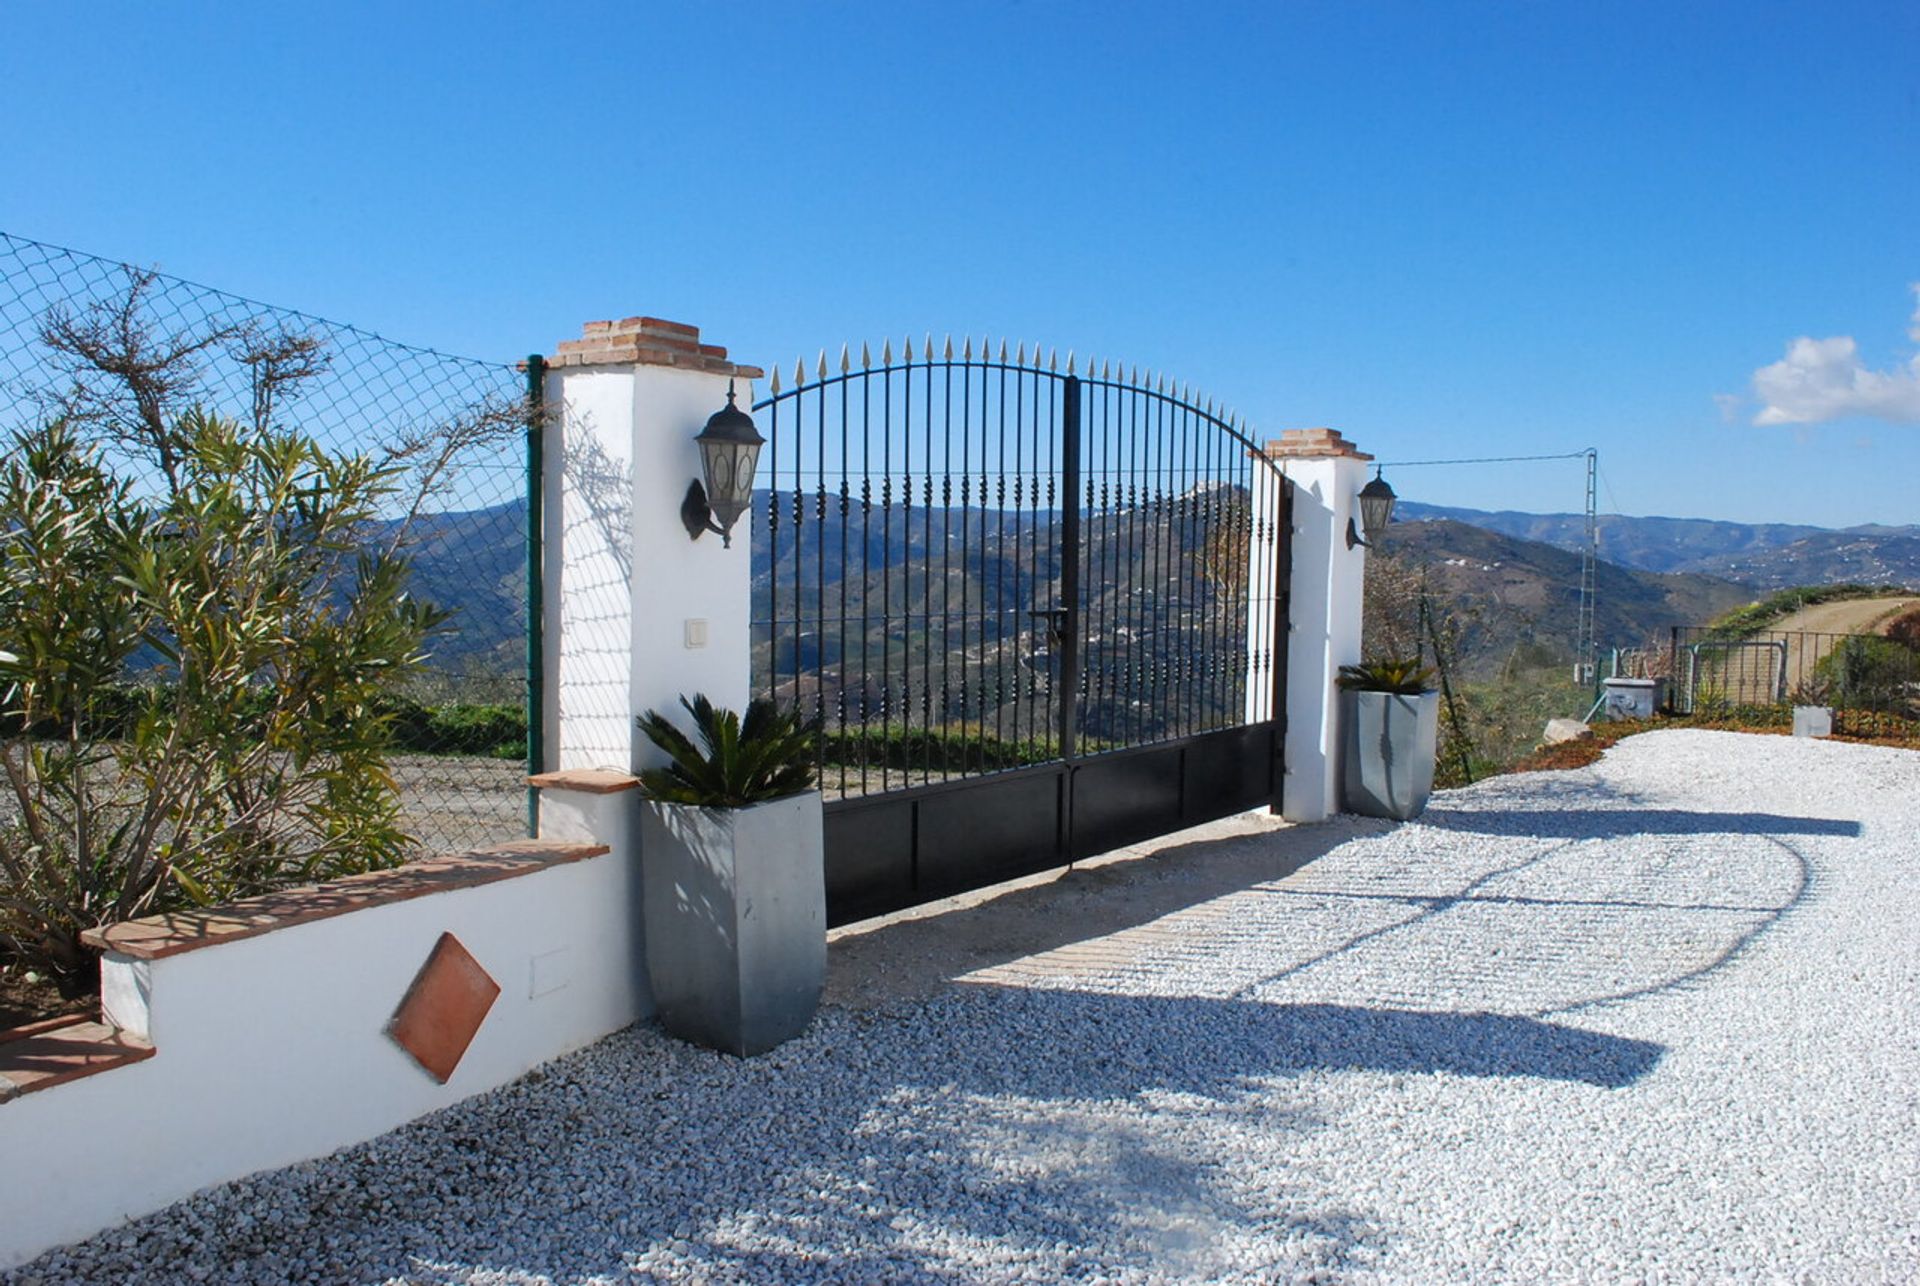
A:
[[636, 694, 819, 808]]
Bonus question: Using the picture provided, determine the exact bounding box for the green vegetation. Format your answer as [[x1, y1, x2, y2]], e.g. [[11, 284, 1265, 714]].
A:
[[1336, 659, 1436, 694], [1812, 636, 1918, 713], [0, 415, 444, 996], [1706, 583, 1912, 638], [818, 724, 1063, 775], [377, 696, 526, 760], [636, 695, 820, 808]]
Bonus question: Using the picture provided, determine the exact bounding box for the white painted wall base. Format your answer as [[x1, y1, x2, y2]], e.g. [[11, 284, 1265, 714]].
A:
[[0, 793, 646, 1270]]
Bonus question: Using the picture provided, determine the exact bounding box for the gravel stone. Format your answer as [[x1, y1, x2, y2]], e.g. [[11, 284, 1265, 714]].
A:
[[4, 730, 1915, 1283]]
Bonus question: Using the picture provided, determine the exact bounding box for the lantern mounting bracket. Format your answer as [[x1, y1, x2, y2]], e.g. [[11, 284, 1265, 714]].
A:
[[681, 479, 732, 546]]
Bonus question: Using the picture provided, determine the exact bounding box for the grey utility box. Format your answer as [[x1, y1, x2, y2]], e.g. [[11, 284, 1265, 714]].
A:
[[1600, 677, 1666, 721]]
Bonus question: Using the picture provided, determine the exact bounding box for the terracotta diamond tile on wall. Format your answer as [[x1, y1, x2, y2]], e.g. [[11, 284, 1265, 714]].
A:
[[387, 932, 500, 1084]]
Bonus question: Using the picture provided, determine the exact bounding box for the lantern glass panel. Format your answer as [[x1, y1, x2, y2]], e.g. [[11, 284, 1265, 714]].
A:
[[1358, 478, 1396, 544]]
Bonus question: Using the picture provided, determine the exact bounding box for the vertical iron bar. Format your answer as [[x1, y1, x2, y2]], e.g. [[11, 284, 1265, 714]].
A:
[[766, 396, 779, 706], [815, 373, 828, 769], [838, 366, 850, 797], [941, 355, 954, 781], [995, 361, 1010, 762], [900, 350, 914, 784], [1184, 399, 1203, 738], [523, 354, 547, 837], [859, 366, 872, 795], [883, 357, 897, 791], [1126, 381, 1144, 746], [959, 352, 971, 776], [921, 353, 935, 784], [1270, 472, 1293, 810], [791, 380, 804, 733], [1205, 407, 1220, 731], [1044, 372, 1058, 757], [1059, 375, 1083, 759], [1012, 361, 1029, 753]]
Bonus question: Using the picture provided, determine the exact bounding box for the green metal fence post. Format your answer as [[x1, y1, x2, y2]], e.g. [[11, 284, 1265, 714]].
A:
[[525, 353, 548, 836]]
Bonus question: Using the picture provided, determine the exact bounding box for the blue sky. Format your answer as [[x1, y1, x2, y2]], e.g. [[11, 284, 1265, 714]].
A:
[[3, 1, 1916, 527]]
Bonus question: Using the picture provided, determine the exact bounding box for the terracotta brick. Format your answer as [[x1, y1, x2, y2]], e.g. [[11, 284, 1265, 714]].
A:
[[698, 344, 728, 360], [528, 768, 642, 794], [581, 319, 613, 335], [386, 933, 499, 1084], [82, 840, 609, 961], [638, 317, 699, 338], [0, 1016, 155, 1103]]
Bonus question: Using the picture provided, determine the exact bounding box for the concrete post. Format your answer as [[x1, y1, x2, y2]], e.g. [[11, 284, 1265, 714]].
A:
[[535, 318, 763, 774], [1254, 428, 1374, 823]]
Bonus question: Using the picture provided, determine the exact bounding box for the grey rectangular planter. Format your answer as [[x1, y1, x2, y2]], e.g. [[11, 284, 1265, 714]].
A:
[[639, 790, 825, 1056], [1793, 705, 1834, 738], [1341, 690, 1439, 821]]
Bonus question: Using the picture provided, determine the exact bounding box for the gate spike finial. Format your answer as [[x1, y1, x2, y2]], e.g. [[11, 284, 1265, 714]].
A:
[[1130, 364, 1140, 386], [770, 364, 782, 394], [1015, 341, 1026, 366], [1101, 358, 1111, 381], [943, 334, 954, 361], [818, 349, 828, 380], [861, 340, 872, 369], [839, 343, 850, 374], [794, 358, 807, 387], [883, 337, 893, 364], [1066, 349, 1075, 376], [925, 332, 935, 363], [904, 335, 915, 362], [998, 337, 1008, 362], [1049, 348, 1058, 373], [962, 335, 972, 361]]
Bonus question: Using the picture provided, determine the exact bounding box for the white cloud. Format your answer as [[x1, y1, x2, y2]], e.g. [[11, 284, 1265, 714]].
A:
[[1749, 284, 1920, 427]]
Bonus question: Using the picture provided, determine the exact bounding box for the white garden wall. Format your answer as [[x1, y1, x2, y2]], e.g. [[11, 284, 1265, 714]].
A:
[[0, 785, 645, 1270]]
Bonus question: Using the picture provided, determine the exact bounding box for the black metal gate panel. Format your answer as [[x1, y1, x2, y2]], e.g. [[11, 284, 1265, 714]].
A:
[[752, 339, 1292, 926]]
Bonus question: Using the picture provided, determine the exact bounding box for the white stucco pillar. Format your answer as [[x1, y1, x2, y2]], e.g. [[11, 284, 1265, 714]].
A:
[[537, 318, 762, 774], [1254, 428, 1374, 823]]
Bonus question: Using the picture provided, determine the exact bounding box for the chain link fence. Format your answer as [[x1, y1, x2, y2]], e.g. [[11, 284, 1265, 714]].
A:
[[1, 232, 531, 855]]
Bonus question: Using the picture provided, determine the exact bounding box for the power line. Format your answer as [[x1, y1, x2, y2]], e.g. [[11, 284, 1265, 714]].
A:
[[1376, 445, 1602, 686], [1374, 449, 1595, 468]]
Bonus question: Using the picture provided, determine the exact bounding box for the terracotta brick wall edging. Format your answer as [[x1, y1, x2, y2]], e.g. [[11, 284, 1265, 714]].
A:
[[80, 839, 610, 963]]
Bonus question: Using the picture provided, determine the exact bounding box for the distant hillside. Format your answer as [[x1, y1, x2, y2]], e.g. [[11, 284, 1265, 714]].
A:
[[1375, 518, 1752, 679], [1394, 502, 1920, 590], [392, 496, 1755, 694]]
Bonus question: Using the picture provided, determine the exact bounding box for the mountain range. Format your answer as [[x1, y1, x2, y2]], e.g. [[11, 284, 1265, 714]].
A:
[[1394, 501, 1920, 589], [393, 496, 1916, 687]]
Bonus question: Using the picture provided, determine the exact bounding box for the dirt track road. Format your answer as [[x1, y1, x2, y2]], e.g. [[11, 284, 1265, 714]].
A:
[[1770, 596, 1918, 692]]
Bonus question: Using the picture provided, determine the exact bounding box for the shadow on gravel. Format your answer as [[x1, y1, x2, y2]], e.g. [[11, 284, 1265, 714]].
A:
[[947, 984, 1664, 1090], [1417, 806, 1862, 840], [827, 814, 1353, 1010]]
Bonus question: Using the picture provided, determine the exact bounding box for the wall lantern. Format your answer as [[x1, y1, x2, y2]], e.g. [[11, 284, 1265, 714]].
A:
[[681, 382, 764, 548], [1346, 468, 1397, 549]]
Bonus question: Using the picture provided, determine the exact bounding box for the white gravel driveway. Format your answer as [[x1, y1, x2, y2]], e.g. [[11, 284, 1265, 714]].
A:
[[8, 729, 1917, 1284]]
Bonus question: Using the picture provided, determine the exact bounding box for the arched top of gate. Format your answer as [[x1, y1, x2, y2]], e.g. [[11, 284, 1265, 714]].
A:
[[750, 334, 1293, 486]]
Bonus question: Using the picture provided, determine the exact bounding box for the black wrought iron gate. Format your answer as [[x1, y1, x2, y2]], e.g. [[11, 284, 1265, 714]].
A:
[[753, 339, 1292, 926]]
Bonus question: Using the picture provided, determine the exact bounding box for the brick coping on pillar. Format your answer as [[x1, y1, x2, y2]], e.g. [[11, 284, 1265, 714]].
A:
[[528, 769, 642, 794], [1258, 427, 1374, 461], [527, 316, 765, 379]]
